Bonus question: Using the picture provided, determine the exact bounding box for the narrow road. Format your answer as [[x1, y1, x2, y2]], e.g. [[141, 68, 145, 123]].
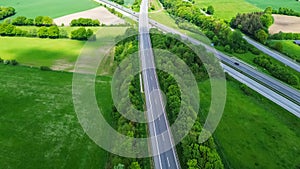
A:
[[138, 0, 181, 168]]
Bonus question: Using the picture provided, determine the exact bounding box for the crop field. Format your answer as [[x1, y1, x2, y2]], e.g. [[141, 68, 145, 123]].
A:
[[245, 0, 300, 12], [199, 79, 300, 169], [269, 14, 300, 34], [194, 0, 261, 20], [1, 0, 98, 18], [0, 64, 113, 169], [0, 27, 128, 70]]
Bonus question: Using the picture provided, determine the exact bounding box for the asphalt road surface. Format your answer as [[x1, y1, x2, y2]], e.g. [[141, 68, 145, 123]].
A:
[[138, 0, 181, 168]]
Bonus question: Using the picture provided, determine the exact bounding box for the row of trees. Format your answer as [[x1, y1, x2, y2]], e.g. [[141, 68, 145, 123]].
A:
[[270, 32, 300, 40], [7, 16, 53, 26], [70, 18, 100, 26], [254, 56, 299, 85], [272, 7, 300, 17], [0, 23, 95, 40], [0, 7, 15, 20], [159, 0, 251, 53]]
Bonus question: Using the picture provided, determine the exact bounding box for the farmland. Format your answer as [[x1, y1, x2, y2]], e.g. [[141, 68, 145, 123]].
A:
[[245, 0, 300, 12], [194, 0, 261, 20], [0, 64, 113, 169], [0, 27, 128, 70], [269, 14, 300, 34], [0, 0, 98, 18], [199, 79, 300, 169]]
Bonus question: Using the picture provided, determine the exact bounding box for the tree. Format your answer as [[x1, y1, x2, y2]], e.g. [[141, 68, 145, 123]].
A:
[[35, 16, 44, 26], [273, 42, 283, 52], [37, 26, 48, 38], [264, 7, 272, 14], [12, 16, 27, 26], [207, 5, 214, 15], [129, 162, 141, 169], [255, 29, 268, 44], [48, 26, 59, 39], [71, 27, 87, 40]]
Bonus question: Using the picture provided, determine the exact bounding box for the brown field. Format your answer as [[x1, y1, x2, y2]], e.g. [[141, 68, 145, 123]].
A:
[[54, 7, 125, 26], [269, 14, 300, 34]]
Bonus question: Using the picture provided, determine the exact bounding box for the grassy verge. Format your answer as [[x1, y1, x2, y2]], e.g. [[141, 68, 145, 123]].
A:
[[0, 27, 128, 69], [0, 64, 112, 169], [149, 11, 211, 44], [0, 0, 99, 18], [268, 40, 300, 62], [194, 0, 261, 21], [198, 78, 300, 169]]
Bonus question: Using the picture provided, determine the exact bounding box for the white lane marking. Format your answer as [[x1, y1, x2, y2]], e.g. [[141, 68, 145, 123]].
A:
[[167, 156, 170, 167]]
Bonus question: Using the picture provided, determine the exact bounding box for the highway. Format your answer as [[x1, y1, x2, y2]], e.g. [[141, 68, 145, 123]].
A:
[[243, 36, 300, 72], [138, 0, 181, 168]]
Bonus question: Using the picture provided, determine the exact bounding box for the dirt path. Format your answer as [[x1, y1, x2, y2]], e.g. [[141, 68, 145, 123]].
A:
[[54, 6, 125, 26]]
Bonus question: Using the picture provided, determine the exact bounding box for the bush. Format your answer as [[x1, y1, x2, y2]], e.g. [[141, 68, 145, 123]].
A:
[[40, 66, 52, 71], [11, 59, 18, 65]]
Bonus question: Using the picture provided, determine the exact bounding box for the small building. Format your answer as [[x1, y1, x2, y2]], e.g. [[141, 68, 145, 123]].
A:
[[294, 40, 300, 46]]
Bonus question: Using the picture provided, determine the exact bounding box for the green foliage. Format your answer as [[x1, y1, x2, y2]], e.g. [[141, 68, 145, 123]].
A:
[[272, 7, 300, 17], [37, 26, 49, 38], [48, 26, 60, 39], [207, 5, 214, 15], [255, 29, 268, 44], [0, 6, 15, 20], [34, 16, 53, 26], [254, 56, 299, 85], [270, 32, 300, 40], [70, 27, 95, 40], [70, 18, 100, 26]]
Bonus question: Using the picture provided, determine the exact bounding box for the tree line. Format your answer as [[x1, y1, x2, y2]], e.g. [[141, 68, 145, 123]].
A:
[[6, 16, 53, 26], [0, 23, 95, 41], [254, 56, 299, 85], [0, 7, 15, 20], [70, 18, 100, 26]]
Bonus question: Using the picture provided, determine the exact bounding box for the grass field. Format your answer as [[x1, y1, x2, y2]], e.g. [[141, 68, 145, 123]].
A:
[[1, 0, 99, 18], [194, 0, 261, 20], [0, 27, 128, 69], [0, 64, 113, 169], [268, 40, 300, 61], [199, 79, 300, 169], [245, 0, 300, 12]]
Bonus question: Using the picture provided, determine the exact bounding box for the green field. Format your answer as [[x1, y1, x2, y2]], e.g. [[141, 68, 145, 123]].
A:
[[199, 79, 300, 169], [194, 0, 261, 20], [0, 64, 113, 169], [0, 27, 128, 69], [1, 0, 99, 18], [268, 40, 300, 61], [245, 0, 300, 12]]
